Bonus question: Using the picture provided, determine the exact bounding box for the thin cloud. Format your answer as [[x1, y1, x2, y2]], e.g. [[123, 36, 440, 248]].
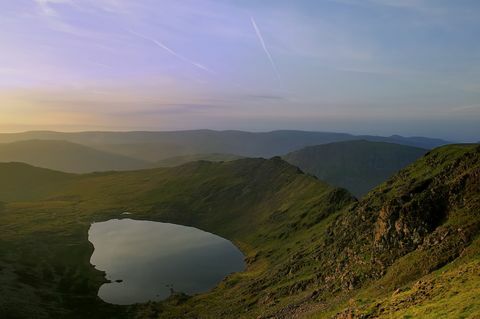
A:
[[33, 0, 100, 38], [335, 66, 421, 76], [331, 0, 426, 9], [128, 29, 215, 75], [331, 0, 448, 17], [34, 0, 73, 16], [250, 16, 280, 80], [449, 105, 480, 113], [241, 94, 287, 101], [90, 61, 113, 69]]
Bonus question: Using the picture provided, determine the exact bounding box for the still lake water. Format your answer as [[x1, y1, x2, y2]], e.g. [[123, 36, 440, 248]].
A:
[[88, 218, 245, 305]]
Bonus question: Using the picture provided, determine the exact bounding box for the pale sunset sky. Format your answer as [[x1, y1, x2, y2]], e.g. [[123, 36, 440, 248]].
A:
[[0, 0, 479, 141]]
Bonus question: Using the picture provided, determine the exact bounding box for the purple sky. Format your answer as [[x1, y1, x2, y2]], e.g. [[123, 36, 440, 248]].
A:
[[0, 0, 479, 141]]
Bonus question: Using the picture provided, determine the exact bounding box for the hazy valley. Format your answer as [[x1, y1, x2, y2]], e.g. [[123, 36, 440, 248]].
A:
[[0, 131, 478, 318]]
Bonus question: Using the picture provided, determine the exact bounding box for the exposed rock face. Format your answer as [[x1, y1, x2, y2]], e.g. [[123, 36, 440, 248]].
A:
[[225, 145, 480, 319], [372, 185, 448, 254], [310, 145, 480, 306]]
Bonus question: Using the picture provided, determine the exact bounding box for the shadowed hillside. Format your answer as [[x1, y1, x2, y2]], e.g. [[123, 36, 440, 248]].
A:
[[0, 140, 149, 173], [283, 140, 427, 197], [0, 144, 478, 319], [0, 162, 75, 202]]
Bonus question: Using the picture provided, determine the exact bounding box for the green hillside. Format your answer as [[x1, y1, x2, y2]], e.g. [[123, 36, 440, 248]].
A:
[[154, 153, 244, 167], [0, 144, 478, 319], [283, 140, 427, 197], [0, 157, 353, 318], [0, 140, 149, 173], [0, 162, 75, 202]]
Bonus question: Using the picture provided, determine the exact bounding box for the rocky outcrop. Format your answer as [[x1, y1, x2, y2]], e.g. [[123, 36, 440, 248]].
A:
[[305, 145, 480, 311]]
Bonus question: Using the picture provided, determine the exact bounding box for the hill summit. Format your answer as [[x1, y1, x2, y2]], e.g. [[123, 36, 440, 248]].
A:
[[0, 144, 478, 318], [283, 140, 427, 197]]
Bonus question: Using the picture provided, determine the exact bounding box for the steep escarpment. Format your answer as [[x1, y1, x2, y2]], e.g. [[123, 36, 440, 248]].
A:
[[319, 144, 479, 290], [132, 145, 479, 319], [165, 144, 480, 318], [0, 145, 478, 319], [313, 144, 480, 318]]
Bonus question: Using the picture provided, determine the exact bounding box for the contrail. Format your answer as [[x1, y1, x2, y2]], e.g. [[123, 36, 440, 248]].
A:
[[128, 29, 215, 74], [250, 16, 280, 80]]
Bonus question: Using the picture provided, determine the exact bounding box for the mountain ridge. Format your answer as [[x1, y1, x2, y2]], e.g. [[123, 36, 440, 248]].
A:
[[153, 153, 244, 167], [0, 144, 478, 319], [283, 140, 427, 197], [0, 130, 450, 161]]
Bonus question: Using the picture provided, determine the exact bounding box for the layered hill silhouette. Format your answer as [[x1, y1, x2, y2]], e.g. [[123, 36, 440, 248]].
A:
[[283, 140, 427, 197], [0, 143, 478, 318], [0, 140, 148, 173], [154, 153, 244, 167], [0, 130, 449, 161]]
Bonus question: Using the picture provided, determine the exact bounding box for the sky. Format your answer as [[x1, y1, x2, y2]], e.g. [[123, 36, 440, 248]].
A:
[[0, 0, 479, 141]]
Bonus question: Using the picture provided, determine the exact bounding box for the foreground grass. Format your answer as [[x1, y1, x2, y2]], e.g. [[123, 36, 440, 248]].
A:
[[322, 240, 480, 319]]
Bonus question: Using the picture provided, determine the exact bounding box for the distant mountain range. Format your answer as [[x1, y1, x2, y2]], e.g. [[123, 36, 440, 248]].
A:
[[0, 140, 148, 173], [0, 130, 450, 161], [283, 140, 427, 197], [0, 139, 428, 198], [0, 131, 449, 195]]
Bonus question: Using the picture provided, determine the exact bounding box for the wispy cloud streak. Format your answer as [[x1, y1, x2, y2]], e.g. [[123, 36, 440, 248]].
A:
[[34, 0, 63, 16], [128, 29, 215, 74], [250, 16, 280, 80], [449, 104, 480, 113]]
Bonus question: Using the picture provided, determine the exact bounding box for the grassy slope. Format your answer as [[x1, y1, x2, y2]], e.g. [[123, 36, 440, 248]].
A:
[[154, 153, 244, 167], [0, 144, 479, 319], [0, 158, 354, 319], [0, 162, 76, 202], [283, 140, 427, 197], [0, 140, 149, 173]]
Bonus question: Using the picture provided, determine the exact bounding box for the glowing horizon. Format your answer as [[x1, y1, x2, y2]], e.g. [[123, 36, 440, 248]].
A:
[[1, 0, 479, 141]]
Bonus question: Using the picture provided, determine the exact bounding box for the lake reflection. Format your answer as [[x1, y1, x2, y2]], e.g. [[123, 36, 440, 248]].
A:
[[88, 218, 245, 305]]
